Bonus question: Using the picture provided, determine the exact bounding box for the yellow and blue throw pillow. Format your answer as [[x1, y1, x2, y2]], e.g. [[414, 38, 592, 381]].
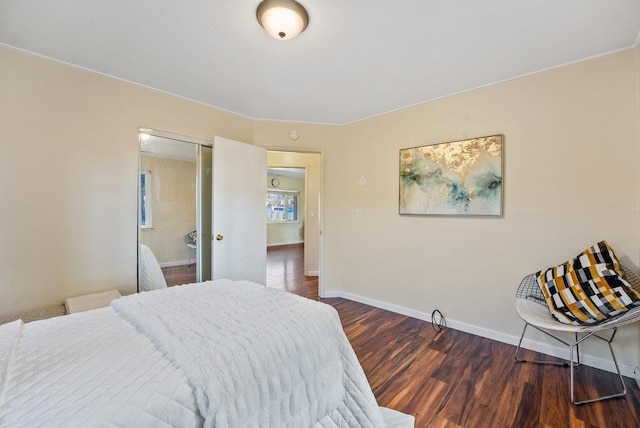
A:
[[536, 241, 640, 325]]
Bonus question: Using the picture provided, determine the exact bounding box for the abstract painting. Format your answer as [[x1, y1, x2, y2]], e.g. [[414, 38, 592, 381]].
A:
[[399, 135, 503, 216]]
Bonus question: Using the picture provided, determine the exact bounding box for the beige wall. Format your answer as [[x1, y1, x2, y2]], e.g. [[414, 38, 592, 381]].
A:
[[340, 48, 639, 308], [256, 49, 640, 370], [336, 47, 640, 370], [0, 45, 252, 314], [2, 43, 640, 371], [266, 173, 305, 246], [140, 156, 196, 266]]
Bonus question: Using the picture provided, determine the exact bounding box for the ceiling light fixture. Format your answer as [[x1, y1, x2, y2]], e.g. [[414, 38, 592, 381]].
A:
[[256, 0, 309, 41]]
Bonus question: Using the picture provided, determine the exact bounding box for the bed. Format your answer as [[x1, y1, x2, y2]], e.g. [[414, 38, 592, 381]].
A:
[[139, 244, 168, 291], [0, 279, 414, 427]]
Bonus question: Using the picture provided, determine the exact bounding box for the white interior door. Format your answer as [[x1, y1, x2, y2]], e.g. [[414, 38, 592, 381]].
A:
[[212, 136, 267, 284]]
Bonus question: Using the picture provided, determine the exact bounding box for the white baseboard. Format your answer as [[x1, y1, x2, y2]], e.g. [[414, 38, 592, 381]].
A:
[[322, 291, 340, 299], [267, 240, 304, 247], [159, 259, 191, 268], [305, 271, 319, 276], [325, 290, 636, 378]]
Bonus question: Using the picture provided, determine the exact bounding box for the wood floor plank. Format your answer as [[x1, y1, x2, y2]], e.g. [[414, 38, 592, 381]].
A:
[[512, 382, 541, 427], [161, 263, 196, 286], [268, 245, 640, 427]]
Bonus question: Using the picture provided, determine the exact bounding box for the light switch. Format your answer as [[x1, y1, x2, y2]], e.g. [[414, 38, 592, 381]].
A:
[[356, 208, 363, 219]]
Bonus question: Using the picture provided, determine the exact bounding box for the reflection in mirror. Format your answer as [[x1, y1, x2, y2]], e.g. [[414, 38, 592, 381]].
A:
[[138, 130, 212, 292], [196, 145, 213, 282]]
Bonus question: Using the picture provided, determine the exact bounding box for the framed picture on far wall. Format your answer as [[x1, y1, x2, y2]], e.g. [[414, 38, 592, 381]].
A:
[[399, 135, 503, 216]]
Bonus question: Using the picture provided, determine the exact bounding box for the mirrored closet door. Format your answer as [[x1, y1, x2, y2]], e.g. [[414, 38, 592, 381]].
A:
[[138, 129, 212, 291]]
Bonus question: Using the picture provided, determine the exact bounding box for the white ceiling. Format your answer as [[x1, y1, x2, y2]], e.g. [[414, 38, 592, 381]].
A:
[[1, 0, 639, 125], [268, 168, 305, 180]]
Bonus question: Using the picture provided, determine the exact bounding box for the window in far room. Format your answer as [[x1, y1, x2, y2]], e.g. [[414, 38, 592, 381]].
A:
[[140, 170, 153, 228], [266, 190, 299, 223]]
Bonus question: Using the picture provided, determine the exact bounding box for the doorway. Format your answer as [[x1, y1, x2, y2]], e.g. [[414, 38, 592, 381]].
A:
[[266, 151, 322, 299]]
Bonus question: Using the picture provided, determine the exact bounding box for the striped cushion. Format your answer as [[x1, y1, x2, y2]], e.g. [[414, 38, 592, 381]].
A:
[[537, 241, 640, 325]]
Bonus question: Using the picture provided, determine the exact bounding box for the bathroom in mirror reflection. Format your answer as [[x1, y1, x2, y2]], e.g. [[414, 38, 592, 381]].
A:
[[138, 130, 212, 291]]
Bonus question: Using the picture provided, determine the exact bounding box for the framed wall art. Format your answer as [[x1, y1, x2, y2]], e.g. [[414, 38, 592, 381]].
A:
[[399, 135, 503, 216]]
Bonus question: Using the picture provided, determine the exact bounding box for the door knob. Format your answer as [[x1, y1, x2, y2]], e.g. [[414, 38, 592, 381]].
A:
[[215, 234, 224, 241]]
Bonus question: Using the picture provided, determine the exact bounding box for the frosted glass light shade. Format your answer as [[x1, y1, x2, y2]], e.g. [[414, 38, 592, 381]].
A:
[[257, 0, 309, 40]]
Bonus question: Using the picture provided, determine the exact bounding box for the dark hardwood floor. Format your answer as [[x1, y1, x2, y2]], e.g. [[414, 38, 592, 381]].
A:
[[161, 263, 196, 286], [268, 244, 640, 427], [267, 243, 318, 300]]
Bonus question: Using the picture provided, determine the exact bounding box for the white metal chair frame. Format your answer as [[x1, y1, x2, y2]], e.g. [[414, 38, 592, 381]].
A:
[[514, 264, 640, 405], [184, 232, 197, 271]]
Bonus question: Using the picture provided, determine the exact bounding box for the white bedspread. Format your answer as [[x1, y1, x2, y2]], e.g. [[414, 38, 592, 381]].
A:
[[0, 280, 413, 427], [139, 244, 168, 291], [0, 308, 202, 427], [112, 280, 385, 428]]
